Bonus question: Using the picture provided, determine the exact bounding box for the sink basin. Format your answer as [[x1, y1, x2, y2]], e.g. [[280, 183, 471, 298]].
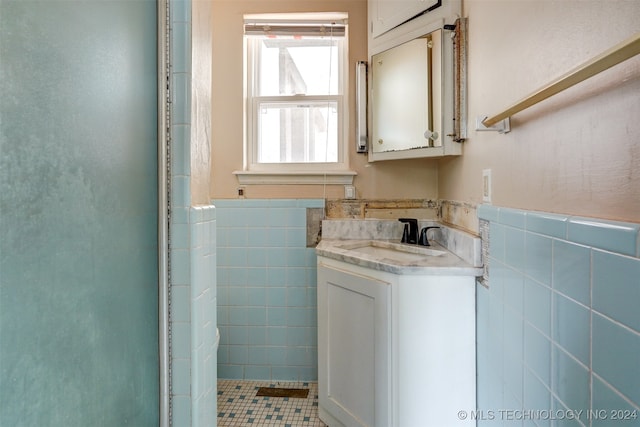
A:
[[336, 240, 446, 264]]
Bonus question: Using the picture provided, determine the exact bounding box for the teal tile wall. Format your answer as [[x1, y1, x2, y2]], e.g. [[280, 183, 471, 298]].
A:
[[168, 1, 218, 426], [477, 206, 640, 427], [214, 199, 324, 381], [169, 0, 193, 424], [170, 206, 217, 427]]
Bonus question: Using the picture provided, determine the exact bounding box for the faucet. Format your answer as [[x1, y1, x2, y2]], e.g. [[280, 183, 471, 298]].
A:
[[398, 218, 418, 244], [418, 226, 440, 246]]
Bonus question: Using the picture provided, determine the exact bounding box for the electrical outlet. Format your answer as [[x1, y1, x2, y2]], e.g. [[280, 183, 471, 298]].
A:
[[237, 187, 245, 199], [482, 169, 492, 203]]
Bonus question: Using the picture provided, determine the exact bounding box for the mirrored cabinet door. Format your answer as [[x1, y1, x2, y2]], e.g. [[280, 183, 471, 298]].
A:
[[371, 33, 439, 154]]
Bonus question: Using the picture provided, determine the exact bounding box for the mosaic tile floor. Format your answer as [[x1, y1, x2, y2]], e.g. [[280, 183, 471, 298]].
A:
[[217, 380, 327, 426]]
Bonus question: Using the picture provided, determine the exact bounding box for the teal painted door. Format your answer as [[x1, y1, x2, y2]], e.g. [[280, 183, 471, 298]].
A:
[[0, 0, 159, 425]]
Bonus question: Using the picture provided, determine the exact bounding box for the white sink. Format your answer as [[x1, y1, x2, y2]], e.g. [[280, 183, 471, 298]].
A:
[[336, 240, 446, 264]]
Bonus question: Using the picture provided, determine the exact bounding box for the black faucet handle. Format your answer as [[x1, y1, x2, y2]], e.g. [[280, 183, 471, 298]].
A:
[[401, 223, 410, 243], [398, 218, 418, 244], [398, 218, 418, 225], [418, 226, 440, 246]]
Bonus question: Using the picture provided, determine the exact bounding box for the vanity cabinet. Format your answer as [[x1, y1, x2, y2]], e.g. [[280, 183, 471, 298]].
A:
[[369, 0, 440, 39], [317, 256, 476, 427]]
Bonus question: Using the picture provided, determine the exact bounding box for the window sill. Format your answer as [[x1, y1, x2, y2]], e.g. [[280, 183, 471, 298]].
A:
[[233, 170, 357, 185]]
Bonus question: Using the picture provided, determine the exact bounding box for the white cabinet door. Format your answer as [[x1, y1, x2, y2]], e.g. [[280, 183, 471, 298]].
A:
[[370, 0, 440, 38], [318, 263, 391, 427]]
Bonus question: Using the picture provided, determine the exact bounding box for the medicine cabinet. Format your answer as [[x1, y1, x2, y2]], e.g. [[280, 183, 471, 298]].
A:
[[369, 0, 440, 39], [366, 0, 466, 161]]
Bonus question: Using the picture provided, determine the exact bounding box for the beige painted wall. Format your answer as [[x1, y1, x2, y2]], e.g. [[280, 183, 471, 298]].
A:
[[440, 0, 640, 223], [210, 0, 440, 200], [191, 0, 214, 205]]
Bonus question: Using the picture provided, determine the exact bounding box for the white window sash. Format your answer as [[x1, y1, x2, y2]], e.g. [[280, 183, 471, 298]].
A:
[[242, 13, 352, 181]]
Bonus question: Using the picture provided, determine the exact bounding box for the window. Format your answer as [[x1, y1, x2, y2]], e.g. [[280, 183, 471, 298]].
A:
[[238, 13, 354, 184]]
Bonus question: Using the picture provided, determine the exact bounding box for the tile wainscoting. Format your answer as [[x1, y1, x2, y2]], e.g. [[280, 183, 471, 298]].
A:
[[214, 199, 324, 382], [477, 205, 640, 427]]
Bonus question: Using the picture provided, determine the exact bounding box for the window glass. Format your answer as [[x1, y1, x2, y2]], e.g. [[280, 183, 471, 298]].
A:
[[256, 37, 340, 96], [244, 14, 348, 170], [257, 101, 338, 163]]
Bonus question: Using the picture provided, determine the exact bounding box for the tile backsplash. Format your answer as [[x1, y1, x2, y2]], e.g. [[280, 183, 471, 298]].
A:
[[477, 205, 640, 427], [214, 199, 324, 381]]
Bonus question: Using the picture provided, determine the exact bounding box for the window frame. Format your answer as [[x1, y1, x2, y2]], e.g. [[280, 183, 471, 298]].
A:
[[238, 13, 354, 184]]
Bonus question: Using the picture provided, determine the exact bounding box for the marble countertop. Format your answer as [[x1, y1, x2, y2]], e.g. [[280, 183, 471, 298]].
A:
[[316, 239, 484, 276]]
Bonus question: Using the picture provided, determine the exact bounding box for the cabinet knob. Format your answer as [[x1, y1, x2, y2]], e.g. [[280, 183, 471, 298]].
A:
[[424, 130, 439, 140]]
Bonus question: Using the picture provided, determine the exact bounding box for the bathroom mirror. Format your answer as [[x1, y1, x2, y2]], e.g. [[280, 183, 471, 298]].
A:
[[367, 15, 466, 162], [371, 29, 442, 155]]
